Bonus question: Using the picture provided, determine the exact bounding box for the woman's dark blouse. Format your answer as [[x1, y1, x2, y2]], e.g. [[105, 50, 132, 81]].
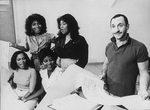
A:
[[53, 35, 88, 68]]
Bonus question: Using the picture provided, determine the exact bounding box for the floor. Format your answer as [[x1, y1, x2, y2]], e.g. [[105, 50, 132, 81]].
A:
[[84, 62, 103, 76]]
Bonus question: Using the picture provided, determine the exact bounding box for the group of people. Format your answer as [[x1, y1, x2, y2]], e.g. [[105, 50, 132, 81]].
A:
[[9, 13, 88, 110], [8, 13, 150, 110]]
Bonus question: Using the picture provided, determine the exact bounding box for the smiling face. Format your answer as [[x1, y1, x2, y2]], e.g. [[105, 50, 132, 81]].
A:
[[16, 53, 26, 69], [60, 20, 69, 35], [42, 56, 56, 71], [31, 20, 41, 35], [110, 16, 129, 40]]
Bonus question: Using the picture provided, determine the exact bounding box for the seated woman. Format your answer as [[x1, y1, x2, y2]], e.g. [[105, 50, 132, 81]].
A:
[[23, 48, 63, 103], [9, 51, 38, 110]]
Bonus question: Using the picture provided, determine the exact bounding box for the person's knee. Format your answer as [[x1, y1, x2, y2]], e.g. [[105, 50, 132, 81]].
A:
[[25, 99, 38, 110]]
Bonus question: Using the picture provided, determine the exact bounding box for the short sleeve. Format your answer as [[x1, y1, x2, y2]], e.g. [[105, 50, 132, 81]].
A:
[[105, 42, 112, 57], [137, 44, 148, 62]]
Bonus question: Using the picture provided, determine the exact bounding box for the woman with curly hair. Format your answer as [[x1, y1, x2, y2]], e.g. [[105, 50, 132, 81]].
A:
[[53, 14, 89, 71], [10, 13, 55, 71]]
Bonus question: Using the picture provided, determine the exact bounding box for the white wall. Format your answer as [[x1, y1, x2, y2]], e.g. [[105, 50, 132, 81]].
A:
[[9, 0, 150, 63]]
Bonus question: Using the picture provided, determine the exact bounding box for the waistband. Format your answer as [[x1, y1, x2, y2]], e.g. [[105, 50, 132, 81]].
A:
[[17, 87, 29, 91], [105, 90, 118, 97]]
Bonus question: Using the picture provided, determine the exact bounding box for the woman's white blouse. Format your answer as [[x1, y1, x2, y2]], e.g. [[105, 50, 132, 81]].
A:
[[26, 33, 52, 54], [40, 66, 63, 93]]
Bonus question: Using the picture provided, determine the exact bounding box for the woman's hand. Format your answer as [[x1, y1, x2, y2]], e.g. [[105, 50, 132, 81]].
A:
[[22, 97, 28, 103], [9, 42, 17, 47], [138, 89, 150, 100], [40, 64, 47, 70], [18, 96, 24, 101], [18, 96, 28, 102], [98, 72, 106, 81]]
